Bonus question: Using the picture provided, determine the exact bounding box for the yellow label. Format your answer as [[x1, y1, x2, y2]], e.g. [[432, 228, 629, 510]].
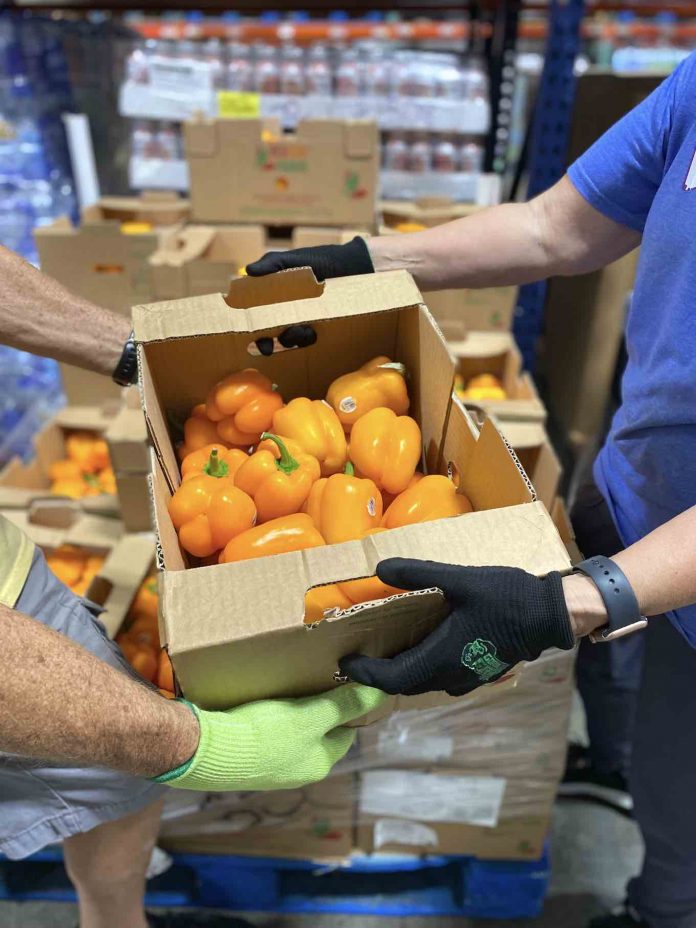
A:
[[217, 91, 261, 119]]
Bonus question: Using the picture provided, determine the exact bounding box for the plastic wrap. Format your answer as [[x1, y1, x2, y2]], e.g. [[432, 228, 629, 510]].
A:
[[159, 647, 575, 862]]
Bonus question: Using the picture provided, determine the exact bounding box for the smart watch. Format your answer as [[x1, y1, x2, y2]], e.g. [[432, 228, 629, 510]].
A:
[[112, 331, 138, 386], [574, 555, 648, 643]]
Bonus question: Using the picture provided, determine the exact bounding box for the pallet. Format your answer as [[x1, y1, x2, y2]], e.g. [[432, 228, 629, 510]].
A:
[[0, 847, 549, 918]]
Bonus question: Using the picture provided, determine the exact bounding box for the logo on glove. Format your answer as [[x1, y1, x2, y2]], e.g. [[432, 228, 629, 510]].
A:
[[461, 638, 509, 682]]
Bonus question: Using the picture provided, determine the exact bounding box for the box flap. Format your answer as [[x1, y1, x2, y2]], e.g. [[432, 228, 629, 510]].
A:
[[2, 504, 123, 551], [449, 331, 513, 359], [149, 226, 218, 268], [90, 532, 155, 638], [497, 420, 547, 450], [133, 270, 423, 343], [344, 121, 378, 158]]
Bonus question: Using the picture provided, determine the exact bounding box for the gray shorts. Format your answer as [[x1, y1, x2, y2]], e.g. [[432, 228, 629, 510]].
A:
[[1, 547, 166, 860]]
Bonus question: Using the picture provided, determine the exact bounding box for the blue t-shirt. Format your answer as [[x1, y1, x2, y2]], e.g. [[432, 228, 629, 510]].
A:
[[568, 54, 696, 647]]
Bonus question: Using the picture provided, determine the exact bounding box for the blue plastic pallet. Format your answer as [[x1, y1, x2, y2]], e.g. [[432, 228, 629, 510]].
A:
[[0, 847, 549, 918]]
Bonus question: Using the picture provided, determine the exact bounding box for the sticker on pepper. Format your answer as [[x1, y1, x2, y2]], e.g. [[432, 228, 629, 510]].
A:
[[367, 497, 376, 517], [340, 396, 357, 414]]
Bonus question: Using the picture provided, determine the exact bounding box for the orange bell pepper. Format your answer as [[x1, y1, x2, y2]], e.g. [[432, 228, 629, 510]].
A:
[[304, 583, 353, 624], [50, 477, 87, 499], [130, 574, 159, 622], [382, 471, 423, 511], [234, 433, 320, 523], [382, 475, 473, 529], [337, 526, 404, 605], [168, 466, 256, 558], [48, 459, 82, 482], [46, 548, 86, 588], [220, 513, 325, 563], [181, 444, 248, 482], [206, 369, 284, 447], [66, 432, 110, 473], [349, 407, 422, 496], [179, 404, 226, 460], [272, 397, 347, 476], [326, 355, 409, 430], [98, 467, 117, 495], [303, 462, 382, 545]]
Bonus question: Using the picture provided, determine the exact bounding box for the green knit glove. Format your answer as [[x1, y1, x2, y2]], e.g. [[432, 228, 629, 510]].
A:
[[154, 684, 385, 792]]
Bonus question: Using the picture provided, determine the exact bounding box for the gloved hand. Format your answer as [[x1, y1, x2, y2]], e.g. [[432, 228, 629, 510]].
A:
[[154, 684, 384, 791], [246, 236, 374, 281], [340, 559, 576, 697]]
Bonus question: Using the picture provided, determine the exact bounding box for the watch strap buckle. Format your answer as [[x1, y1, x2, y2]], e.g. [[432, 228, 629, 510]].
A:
[[589, 617, 648, 644]]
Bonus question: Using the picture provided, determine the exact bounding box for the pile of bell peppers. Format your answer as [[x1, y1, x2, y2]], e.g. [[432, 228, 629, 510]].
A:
[[168, 356, 473, 620]]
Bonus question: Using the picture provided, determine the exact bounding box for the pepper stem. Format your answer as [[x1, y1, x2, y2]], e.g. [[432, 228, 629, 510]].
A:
[[344, 461, 355, 477], [261, 432, 300, 475], [204, 448, 230, 478]]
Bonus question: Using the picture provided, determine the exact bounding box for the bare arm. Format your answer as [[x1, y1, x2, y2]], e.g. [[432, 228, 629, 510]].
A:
[[0, 245, 130, 375], [370, 176, 642, 291], [0, 602, 199, 776], [563, 505, 696, 636]]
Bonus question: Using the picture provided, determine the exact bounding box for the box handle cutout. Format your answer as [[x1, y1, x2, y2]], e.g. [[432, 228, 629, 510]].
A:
[[248, 324, 317, 357]]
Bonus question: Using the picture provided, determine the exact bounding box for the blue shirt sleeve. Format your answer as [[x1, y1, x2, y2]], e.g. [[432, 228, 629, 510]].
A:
[[568, 57, 694, 232]]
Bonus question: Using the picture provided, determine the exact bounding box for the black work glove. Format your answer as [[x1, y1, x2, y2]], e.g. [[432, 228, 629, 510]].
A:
[[339, 558, 575, 697], [246, 236, 374, 281]]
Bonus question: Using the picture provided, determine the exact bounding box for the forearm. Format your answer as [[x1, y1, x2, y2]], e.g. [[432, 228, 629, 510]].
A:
[[0, 245, 130, 376], [563, 505, 696, 636], [0, 603, 199, 777], [368, 176, 641, 292]]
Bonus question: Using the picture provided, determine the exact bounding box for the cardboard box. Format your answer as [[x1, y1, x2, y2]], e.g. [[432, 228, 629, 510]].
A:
[[35, 194, 189, 405], [1, 502, 154, 637], [104, 404, 153, 533], [134, 269, 571, 711], [449, 330, 546, 423], [185, 118, 379, 228], [0, 404, 121, 516], [426, 286, 517, 334], [380, 197, 491, 229], [552, 497, 582, 565], [495, 420, 561, 511], [159, 776, 354, 861]]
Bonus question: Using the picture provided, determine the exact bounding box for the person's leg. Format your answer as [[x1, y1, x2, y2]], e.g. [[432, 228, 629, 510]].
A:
[[626, 616, 696, 928], [570, 479, 644, 779], [64, 796, 165, 928]]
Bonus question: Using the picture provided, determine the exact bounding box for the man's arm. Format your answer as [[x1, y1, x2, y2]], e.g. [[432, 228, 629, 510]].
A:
[[564, 504, 696, 636], [0, 245, 130, 374], [368, 177, 642, 291], [0, 602, 199, 776]]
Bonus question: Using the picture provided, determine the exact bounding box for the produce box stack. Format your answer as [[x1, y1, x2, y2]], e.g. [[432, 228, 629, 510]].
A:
[[1, 502, 154, 640]]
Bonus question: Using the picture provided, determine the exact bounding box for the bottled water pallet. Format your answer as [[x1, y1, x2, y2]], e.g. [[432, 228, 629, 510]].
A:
[[0, 846, 549, 917]]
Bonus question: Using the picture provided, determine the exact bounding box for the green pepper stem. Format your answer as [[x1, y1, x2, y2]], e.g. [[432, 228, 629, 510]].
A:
[[344, 461, 355, 477], [261, 432, 300, 475], [204, 448, 229, 478]]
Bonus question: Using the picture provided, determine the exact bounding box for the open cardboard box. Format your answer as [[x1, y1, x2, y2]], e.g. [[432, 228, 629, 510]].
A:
[[185, 117, 379, 228], [447, 328, 546, 424], [0, 403, 123, 516], [36, 193, 189, 405], [380, 197, 487, 229], [104, 403, 153, 533], [134, 269, 571, 712], [1, 502, 154, 637]]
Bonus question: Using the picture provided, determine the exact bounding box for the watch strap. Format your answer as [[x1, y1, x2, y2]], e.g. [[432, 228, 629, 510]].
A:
[[112, 332, 138, 386], [575, 555, 648, 643]]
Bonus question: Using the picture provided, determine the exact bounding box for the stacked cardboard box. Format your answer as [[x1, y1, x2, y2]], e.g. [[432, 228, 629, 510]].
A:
[[2, 502, 154, 638]]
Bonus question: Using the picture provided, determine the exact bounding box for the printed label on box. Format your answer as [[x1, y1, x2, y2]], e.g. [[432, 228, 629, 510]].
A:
[[150, 56, 212, 95], [377, 730, 454, 763], [374, 818, 439, 850], [218, 91, 261, 119], [360, 770, 506, 828]]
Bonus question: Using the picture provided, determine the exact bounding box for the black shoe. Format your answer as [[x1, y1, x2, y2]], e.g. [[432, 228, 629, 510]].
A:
[[588, 902, 649, 928], [558, 743, 633, 814]]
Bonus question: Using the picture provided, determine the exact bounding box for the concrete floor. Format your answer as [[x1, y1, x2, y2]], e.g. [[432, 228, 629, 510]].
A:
[[0, 800, 643, 928]]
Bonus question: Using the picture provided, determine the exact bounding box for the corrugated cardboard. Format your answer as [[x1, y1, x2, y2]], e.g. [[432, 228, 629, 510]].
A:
[[35, 194, 189, 405], [149, 225, 267, 301], [0, 405, 120, 516], [495, 420, 561, 511], [159, 776, 354, 862], [185, 118, 379, 227], [134, 269, 570, 711], [552, 497, 582, 565], [1, 502, 154, 637], [449, 330, 546, 423], [426, 286, 517, 334], [105, 406, 150, 474], [380, 197, 485, 229]]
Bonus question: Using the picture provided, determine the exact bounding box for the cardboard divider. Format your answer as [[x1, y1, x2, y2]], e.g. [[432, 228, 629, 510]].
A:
[[496, 420, 562, 511]]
